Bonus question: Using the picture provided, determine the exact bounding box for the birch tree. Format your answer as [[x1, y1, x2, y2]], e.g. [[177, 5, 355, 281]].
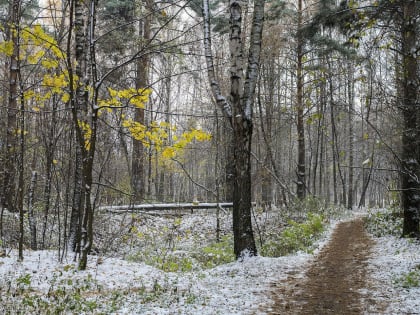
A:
[[68, 0, 88, 254], [203, 0, 265, 258]]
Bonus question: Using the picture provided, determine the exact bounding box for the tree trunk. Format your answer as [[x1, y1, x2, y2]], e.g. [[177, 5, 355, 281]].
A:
[[401, 0, 420, 237], [17, 57, 24, 262], [224, 127, 235, 201], [3, 0, 21, 214], [347, 61, 355, 210], [28, 171, 38, 250], [69, 0, 88, 254], [232, 114, 256, 257], [41, 153, 53, 249], [78, 0, 100, 270], [131, 0, 152, 203], [69, 147, 83, 253], [296, 0, 306, 200], [203, 0, 264, 258], [327, 59, 338, 204]]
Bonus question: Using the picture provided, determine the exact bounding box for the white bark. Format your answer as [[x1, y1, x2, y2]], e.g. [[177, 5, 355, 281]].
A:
[[202, 0, 232, 119], [243, 0, 265, 120]]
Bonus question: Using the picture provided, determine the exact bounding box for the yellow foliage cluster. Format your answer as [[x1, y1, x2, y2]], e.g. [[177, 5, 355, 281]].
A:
[[0, 24, 211, 159], [163, 129, 212, 159], [99, 88, 152, 110], [123, 118, 211, 160], [0, 40, 14, 56], [78, 120, 92, 151], [23, 70, 73, 109], [122, 119, 173, 149], [0, 24, 74, 112], [21, 25, 66, 61]]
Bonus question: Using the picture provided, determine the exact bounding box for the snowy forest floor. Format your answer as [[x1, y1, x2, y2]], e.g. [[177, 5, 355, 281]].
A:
[[262, 218, 382, 314], [1, 208, 420, 314], [261, 213, 420, 314]]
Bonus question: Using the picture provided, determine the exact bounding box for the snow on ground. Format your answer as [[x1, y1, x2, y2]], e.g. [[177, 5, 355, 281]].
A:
[[368, 236, 420, 314], [0, 212, 338, 314], [0, 248, 314, 314], [1, 209, 419, 314]]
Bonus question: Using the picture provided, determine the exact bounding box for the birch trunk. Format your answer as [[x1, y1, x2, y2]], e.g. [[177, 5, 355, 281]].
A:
[[79, 0, 99, 270], [203, 0, 265, 258], [69, 0, 88, 254]]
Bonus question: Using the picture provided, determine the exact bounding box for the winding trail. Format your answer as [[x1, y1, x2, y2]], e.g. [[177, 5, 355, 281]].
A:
[[262, 218, 384, 314]]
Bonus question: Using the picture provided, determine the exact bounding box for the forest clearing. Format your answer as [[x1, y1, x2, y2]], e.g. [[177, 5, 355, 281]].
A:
[[1, 206, 420, 314]]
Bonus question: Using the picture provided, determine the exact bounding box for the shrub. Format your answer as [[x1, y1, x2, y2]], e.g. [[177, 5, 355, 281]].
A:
[[152, 255, 193, 272], [364, 207, 403, 237], [1, 272, 104, 314], [193, 235, 235, 268], [285, 196, 344, 222], [261, 212, 325, 257]]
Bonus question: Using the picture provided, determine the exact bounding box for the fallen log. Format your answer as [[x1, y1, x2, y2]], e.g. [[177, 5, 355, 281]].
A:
[[97, 202, 233, 214]]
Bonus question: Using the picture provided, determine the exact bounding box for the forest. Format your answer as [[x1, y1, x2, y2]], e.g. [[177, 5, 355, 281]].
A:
[[0, 0, 420, 314]]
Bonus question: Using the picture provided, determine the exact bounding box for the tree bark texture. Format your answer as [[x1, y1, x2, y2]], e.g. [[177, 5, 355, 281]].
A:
[[69, 0, 88, 254], [401, 0, 420, 237], [347, 61, 355, 210], [3, 0, 21, 213], [78, 0, 100, 270], [203, 0, 265, 258], [131, 0, 152, 203], [296, 0, 306, 200], [28, 171, 38, 250]]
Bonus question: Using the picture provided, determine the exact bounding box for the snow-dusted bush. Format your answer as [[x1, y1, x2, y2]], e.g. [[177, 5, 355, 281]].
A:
[[364, 207, 403, 237], [286, 196, 345, 221], [0, 271, 107, 314], [260, 212, 325, 257], [192, 235, 235, 268]]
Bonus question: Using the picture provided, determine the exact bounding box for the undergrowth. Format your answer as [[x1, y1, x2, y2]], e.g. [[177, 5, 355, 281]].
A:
[[0, 198, 338, 313], [126, 197, 333, 268], [127, 233, 235, 271], [393, 265, 420, 288], [192, 235, 235, 268], [0, 269, 201, 314], [364, 207, 403, 237], [260, 212, 325, 257]]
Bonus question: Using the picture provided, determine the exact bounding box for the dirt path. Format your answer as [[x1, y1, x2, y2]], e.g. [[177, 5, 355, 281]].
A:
[[262, 218, 383, 314]]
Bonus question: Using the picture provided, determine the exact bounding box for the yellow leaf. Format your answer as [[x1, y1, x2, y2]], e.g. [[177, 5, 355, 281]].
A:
[[41, 58, 59, 69], [0, 40, 14, 56], [162, 147, 176, 159], [61, 93, 70, 103], [78, 120, 92, 151]]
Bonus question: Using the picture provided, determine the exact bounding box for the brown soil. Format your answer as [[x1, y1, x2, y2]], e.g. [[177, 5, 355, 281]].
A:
[[261, 218, 384, 315]]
